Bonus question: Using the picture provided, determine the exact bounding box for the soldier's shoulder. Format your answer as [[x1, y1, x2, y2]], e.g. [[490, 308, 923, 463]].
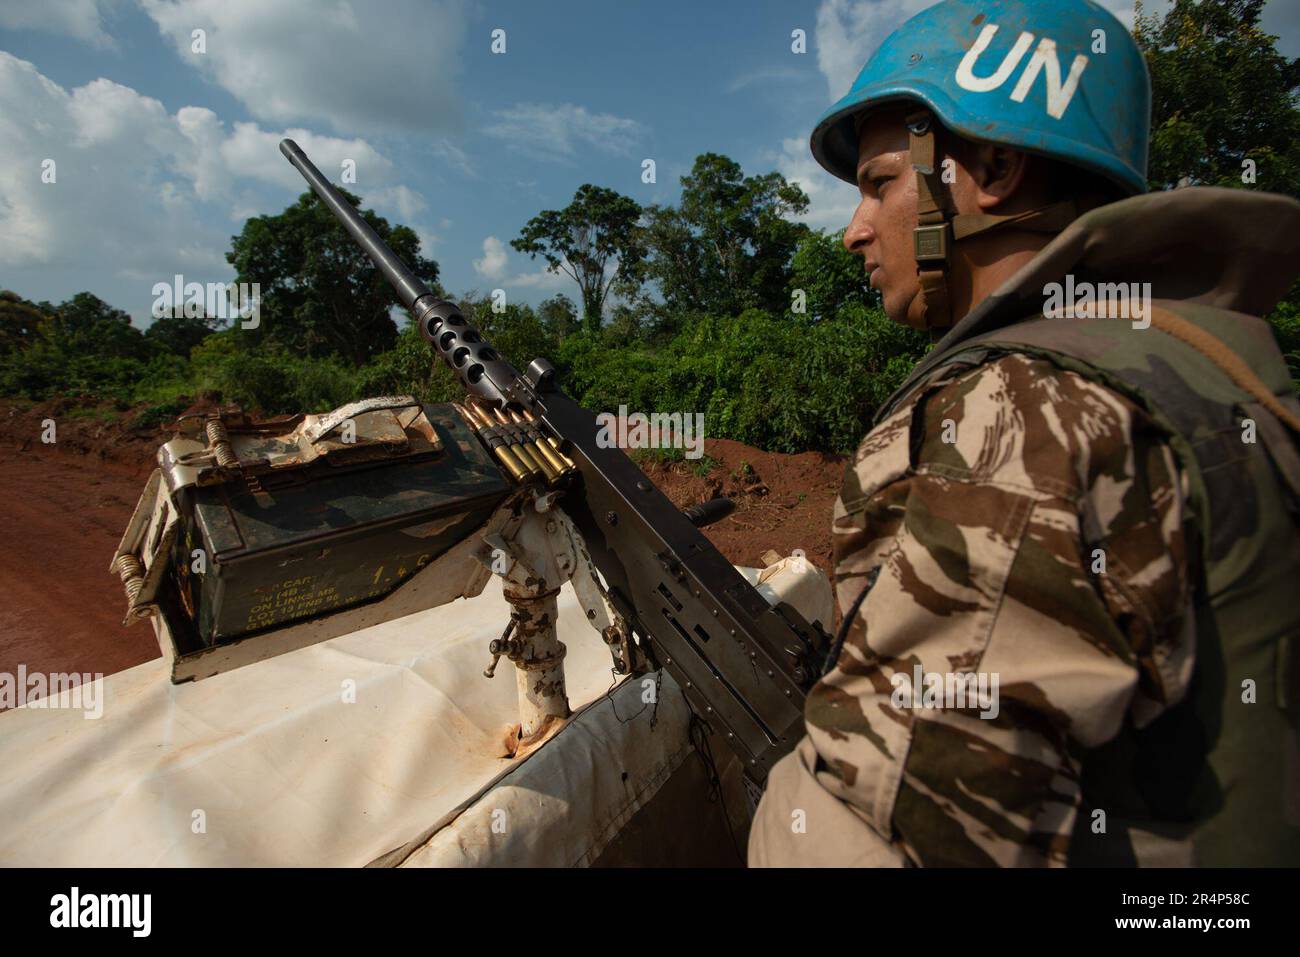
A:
[[896, 351, 1165, 500]]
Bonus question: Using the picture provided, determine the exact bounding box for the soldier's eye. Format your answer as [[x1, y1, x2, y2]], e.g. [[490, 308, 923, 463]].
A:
[[872, 176, 892, 194]]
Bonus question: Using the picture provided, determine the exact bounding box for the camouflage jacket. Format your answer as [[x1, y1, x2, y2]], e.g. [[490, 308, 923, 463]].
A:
[[749, 187, 1300, 867]]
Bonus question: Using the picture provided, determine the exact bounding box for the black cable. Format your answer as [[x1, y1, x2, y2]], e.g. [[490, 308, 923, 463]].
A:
[[821, 565, 881, 676], [682, 693, 746, 865], [603, 666, 664, 726]]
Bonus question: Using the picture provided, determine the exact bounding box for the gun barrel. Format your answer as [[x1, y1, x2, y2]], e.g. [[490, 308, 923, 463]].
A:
[[279, 138, 521, 406], [279, 139, 430, 311]]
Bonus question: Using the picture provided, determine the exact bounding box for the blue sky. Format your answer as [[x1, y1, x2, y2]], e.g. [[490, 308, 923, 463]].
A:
[[2, 0, 1297, 326]]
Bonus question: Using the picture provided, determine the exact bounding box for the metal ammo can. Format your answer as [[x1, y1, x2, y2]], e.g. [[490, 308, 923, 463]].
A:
[[115, 396, 511, 667]]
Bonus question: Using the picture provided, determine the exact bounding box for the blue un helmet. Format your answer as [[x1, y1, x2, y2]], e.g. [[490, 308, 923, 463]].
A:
[[811, 0, 1151, 328]]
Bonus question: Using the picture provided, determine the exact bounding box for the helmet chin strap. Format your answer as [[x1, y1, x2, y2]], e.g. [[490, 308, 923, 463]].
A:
[[905, 109, 1079, 331]]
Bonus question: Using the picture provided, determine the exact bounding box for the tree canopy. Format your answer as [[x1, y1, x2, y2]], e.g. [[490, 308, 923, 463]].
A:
[[1136, 0, 1300, 194], [511, 185, 644, 335], [639, 154, 810, 329], [227, 189, 441, 365]]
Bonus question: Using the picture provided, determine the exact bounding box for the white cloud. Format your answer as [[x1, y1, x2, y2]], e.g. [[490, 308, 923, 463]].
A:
[[410, 226, 442, 258], [469, 237, 569, 293], [509, 267, 569, 291], [0, 53, 432, 319], [138, 0, 468, 135], [367, 185, 426, 222], [483, 103, 644, 161], [510, 255, 622, 298], [221, 122, 394, 192], [770, 136, 859, 233], [814, 0, 935, 102], [726, 66, 804, 95], [406, 217, 452, 258], [0, 0, 115, 48], [428, 140, 477, 179], [473, 236, 509, 280], [0, 55, 222, 275], [467, 234, 579, 293]]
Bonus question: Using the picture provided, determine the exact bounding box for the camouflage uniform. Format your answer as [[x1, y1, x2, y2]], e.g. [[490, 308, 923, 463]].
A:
[[749, 187, 1300, 867]]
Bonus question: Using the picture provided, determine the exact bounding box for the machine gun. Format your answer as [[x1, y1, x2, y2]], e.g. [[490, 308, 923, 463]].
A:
[[113, 140, 829, 788], [279, 139, 831, 783]]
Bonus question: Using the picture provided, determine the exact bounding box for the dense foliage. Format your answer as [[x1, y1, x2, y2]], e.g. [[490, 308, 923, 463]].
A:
[[0, 268, 925, 456], [1136, 0, 1300, 194]]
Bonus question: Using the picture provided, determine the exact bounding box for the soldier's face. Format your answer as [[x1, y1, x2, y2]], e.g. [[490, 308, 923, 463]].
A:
[[844, 111, 925, 328]]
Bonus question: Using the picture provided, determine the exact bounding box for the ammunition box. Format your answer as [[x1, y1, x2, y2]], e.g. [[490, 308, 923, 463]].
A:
[[163, 402, 510, 651]]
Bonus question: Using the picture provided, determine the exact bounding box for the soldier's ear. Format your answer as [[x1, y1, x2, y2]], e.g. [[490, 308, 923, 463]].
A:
[[966, 142, 1032, 211]]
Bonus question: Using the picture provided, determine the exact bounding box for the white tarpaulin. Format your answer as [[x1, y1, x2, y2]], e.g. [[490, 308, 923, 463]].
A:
[[0, 557, 830, 867]]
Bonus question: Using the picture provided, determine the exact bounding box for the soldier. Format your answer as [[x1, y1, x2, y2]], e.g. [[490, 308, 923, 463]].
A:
[[750, 0, 1300, 866]]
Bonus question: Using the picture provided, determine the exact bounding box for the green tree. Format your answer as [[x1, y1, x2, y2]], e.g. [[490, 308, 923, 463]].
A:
[[788, 229, 879, 322], [145, 312, 224, 357], [1136, 0, 1300, 195], [537, 293, 579, 341], [355, 321, 463, 405], [0, 291, 151, 401], [227, 190, 440, 365], [511, 185, 644, 335], [640, 154, 811, 329], [44, 292, 148, 360], [0, 290, 50, 354], [459, 296, 559, 369], [605, 301, 644, 344]]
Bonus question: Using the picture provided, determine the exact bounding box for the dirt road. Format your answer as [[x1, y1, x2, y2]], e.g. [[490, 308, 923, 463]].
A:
[[0, 442, 161, 682]]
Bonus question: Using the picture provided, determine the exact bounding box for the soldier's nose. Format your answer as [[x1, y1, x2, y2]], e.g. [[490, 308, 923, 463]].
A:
[[843, 203, 874, 254]]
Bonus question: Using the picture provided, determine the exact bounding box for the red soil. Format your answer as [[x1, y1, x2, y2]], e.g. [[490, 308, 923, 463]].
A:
[[0, 400, 165, 685]]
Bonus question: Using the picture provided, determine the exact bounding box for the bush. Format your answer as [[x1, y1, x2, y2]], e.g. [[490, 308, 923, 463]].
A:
[[554, 333, 660, 414], [0, 343, 148, 403], [128, 397, 190, 432], [354, 322, 462, 405], [644, 306, 926, 454]]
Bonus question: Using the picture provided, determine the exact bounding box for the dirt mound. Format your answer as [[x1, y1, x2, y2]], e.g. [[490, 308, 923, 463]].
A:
[[635, 437, 845, 575], [0, 398, 173, 481]]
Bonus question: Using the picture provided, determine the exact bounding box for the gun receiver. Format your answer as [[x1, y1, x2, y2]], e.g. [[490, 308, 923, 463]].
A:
[[279, 139, 827, 782]]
